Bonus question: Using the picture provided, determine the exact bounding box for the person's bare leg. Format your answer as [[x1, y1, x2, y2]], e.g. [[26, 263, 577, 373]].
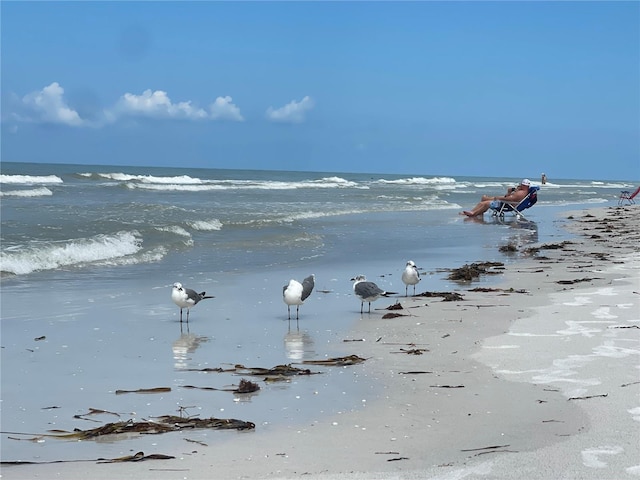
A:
[[460, 200, 491, 217], [473, 200, 491, 216]]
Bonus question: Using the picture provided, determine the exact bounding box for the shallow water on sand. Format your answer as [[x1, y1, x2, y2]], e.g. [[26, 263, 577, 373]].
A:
[[0, 209, 577, 463], [3, 162, 610, 463]]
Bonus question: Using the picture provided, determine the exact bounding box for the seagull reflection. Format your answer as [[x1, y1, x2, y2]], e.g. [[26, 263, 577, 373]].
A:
[[173, 331, 210, 370], [284, 326, 315, 362]]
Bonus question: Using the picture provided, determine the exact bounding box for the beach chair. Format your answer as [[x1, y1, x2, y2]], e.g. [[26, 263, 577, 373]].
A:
[[618, 186, 640, 205], [490, 185, 540, 220]]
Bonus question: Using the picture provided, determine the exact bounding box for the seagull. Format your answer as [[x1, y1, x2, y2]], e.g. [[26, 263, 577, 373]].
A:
[[171, 282, 214, 322], [283, 274, 315, 320], [401, 260, 421, 296], [351, 275, 387, 314]]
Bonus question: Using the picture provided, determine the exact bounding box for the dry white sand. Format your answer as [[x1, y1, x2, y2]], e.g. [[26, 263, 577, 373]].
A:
[[2, 205, 639, 480]]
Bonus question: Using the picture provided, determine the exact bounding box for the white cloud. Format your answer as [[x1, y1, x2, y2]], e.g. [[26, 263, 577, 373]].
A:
[[209, 96, 244, 121], [8, 83, 313, 128], [11, 84, 244, 126], [116, 89, 208, 120], [266, 96, 314, 124], [20, 82, 85, 126]]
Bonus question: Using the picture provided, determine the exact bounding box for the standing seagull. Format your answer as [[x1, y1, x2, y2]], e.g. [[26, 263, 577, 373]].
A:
[[171, 282, 214, 322], [283, 274, 315, 320], [401, 260, 421, 296], [351, 275, 387, 314]]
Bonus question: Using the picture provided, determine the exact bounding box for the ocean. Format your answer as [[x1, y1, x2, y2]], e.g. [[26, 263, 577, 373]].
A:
[[0, 161, 632, 463]]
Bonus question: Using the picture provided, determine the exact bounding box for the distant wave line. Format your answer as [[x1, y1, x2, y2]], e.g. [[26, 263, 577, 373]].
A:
[[80, 172, 484, 191], [0, 174, 63, 185], [79, 172, 204, 184], [125, 178, 366, 191], [0, 187, 53, 197], [375, 176, 456, 186], [73, 171, 633, 191]]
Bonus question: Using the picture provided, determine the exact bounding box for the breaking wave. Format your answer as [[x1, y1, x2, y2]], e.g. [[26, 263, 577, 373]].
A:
[[82, 172, 365, 191], [376, 176, 457, 186], [0, 187, 53, 197], [79, 172, 204, 184], [0, 174, 63, 185], [0, 231, 144, 275], [188, 219, 223, 231]]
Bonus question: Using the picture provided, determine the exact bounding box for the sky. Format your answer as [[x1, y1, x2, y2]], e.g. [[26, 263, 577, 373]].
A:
[[1, 1, 638, 180]]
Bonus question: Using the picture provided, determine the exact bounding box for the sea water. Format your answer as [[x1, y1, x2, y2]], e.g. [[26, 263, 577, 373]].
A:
[[0, 161, 631, 462]]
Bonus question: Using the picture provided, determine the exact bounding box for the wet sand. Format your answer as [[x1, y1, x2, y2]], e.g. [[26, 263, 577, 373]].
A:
[[2, 205, 639, 479]]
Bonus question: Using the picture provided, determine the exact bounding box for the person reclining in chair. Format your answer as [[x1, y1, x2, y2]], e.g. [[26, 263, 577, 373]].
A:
[[460, 179, 531, 217]]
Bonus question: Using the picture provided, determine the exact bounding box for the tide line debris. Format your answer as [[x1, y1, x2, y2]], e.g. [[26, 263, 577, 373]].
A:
[[3, 415, 256, 443]]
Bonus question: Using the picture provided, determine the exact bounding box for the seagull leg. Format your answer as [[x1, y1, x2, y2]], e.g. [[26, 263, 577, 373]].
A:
[[287, 306, 291, 320], [296, 305, 300, 320], [405, 286, 408, 297], [180, 320, 190, 334], [179, 308, 183, 322], [360, 302, 364, 314]]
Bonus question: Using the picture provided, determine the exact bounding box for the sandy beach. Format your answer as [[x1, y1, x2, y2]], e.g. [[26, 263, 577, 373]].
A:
[[2, 204, 639, 480]]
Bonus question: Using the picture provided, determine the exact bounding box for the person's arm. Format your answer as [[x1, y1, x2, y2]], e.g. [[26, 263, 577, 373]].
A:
[[492, 192, 510, 202], [492, 188, 523, 203]]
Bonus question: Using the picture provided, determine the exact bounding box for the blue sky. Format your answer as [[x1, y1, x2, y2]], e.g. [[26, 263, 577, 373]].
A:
[[1, 1, 638, 180]]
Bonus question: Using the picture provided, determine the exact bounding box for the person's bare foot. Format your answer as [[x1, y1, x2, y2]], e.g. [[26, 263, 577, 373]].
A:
[[461, 211, 475, 217]]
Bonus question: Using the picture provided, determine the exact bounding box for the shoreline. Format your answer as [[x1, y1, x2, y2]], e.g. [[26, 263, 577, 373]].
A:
[[2, 204, 639, 479]]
